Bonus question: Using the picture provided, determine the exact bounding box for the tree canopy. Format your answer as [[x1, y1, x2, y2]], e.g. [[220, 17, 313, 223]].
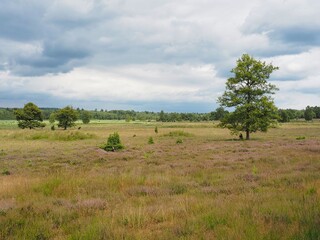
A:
[[218, 54, 279, 140], [55, 106, 78, 130], [80, 110, 91, 124], [14, 102, 45, 129], [304, 106, 316, 121]]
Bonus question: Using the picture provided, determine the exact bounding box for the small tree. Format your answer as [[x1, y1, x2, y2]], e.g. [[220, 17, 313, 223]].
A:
[[81, 110, 91, 124], [159, 110, 166, 122], [148, 137, 154, 144], [154, 126, 158, 134], [55, 106, 78, 130], [14, 102, 45, 129], [49, 113, 56, 124], [102, 132, 124, 151], [218, 54, 279, 140]]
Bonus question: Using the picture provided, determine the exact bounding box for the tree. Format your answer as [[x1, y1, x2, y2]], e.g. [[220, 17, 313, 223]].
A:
[[304, 106, 316, 121], [278, 109, 290, 123], [212, 107, 229, 120], [159, 110, 166, 122], [81, 110, 91, 124], [49, 113, 56, 124], [218, 54, 279, 140], [14, 102, 45, 129], [55, 106, 78, 130]]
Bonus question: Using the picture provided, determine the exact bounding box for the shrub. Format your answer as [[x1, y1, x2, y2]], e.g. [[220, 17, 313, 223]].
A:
[[154, 126, 158, 134], [0, 150, 6, 156], [296, 136, 306, 140], [148, 137, 154, 144], [2, 169, 10, 175], [176, 138, 183, 144], [102, 132, 124, 151]]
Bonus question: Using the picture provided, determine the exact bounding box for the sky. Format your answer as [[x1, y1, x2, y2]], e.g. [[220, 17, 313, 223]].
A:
[[1, 0, 319, 112]]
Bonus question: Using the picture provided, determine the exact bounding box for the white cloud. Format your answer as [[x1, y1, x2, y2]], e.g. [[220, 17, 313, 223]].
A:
[[266, 48, 320, 80], [1, 63, 224, 105]]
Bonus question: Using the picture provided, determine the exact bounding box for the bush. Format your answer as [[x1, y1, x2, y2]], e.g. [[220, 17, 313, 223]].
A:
[[101, 132, 124, 151], [148, 137, 154, 144], [2, 169, 10, 175], [176, 138, 183, 144]]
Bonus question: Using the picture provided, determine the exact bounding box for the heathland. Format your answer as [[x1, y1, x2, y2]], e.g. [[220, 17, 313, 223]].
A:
[[0, 120, 319, 239]]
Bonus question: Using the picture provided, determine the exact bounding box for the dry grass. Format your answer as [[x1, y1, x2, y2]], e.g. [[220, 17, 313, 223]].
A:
[[0, 120, 319, 239]]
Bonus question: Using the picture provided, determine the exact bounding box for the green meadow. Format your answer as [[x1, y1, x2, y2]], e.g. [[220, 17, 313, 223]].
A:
[[0, 120, 319, 239]]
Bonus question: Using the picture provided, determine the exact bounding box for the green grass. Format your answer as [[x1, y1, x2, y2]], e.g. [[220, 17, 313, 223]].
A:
[[0, 121, 320, 239]]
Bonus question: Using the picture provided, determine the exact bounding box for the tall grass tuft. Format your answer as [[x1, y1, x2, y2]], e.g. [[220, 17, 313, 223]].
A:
[[164, 130, 194, 137]]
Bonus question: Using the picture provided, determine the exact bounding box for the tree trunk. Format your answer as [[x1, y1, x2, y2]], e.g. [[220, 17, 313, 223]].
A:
[[246, 130, 250, 140]]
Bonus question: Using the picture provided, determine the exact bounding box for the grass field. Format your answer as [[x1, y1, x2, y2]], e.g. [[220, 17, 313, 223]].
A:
[[0, 120, 319, 239]]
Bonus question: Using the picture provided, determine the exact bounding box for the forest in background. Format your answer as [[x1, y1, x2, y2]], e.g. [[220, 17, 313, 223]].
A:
[[0, 106, 319, 122]]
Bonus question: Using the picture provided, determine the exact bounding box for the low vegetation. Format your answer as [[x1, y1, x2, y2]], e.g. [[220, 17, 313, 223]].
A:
[[163, 130, 194, 137], [0, 120, 319, 239], [101, 132, 124, 151]]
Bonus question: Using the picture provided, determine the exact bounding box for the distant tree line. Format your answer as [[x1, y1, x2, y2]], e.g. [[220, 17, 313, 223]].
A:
[[1, 106, 319, 123], [278, 106, 320, 122], [0, 107, 229, 122]]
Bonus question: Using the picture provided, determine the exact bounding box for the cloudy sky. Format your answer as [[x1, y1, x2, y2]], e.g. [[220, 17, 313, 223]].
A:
[[1, 0, 319, 112]]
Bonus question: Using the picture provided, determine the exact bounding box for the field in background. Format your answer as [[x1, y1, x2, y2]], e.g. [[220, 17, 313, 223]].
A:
[[0, 120, 320, 239]]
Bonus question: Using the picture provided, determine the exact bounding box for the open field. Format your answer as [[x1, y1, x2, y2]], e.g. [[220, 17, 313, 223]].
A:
[[0, 120, 320, 239]]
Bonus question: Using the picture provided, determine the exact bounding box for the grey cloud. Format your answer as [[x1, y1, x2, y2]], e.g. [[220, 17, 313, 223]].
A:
[[273, 27, 320, 45], [1, 0, 237, 76], [242, 0, 320, 56], [1, 0, 320, 111], [0, 1, 46, 41]]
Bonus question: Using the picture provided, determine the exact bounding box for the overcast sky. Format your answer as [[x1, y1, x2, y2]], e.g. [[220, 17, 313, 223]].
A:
[[1, 0, 319, 112]]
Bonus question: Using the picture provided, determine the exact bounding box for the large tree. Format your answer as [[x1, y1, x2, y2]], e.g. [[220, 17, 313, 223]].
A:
[[55, 106, 78, 130], [218, 54, 279, 140], [14, 102, 45, 129]]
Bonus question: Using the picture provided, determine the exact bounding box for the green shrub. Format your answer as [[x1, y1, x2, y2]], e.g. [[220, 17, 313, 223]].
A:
[[176, 138, 183, 144], [101, 132, 124, 151], [296, 136, 306, 140], [2, 169, 10, 175], [148, 137, 154, 144], [155, 126, 158, 134], [0, 149, 7, 156]]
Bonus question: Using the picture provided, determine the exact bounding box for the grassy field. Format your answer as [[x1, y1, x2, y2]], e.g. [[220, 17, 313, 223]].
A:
[[0, 120, 319, 239]]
